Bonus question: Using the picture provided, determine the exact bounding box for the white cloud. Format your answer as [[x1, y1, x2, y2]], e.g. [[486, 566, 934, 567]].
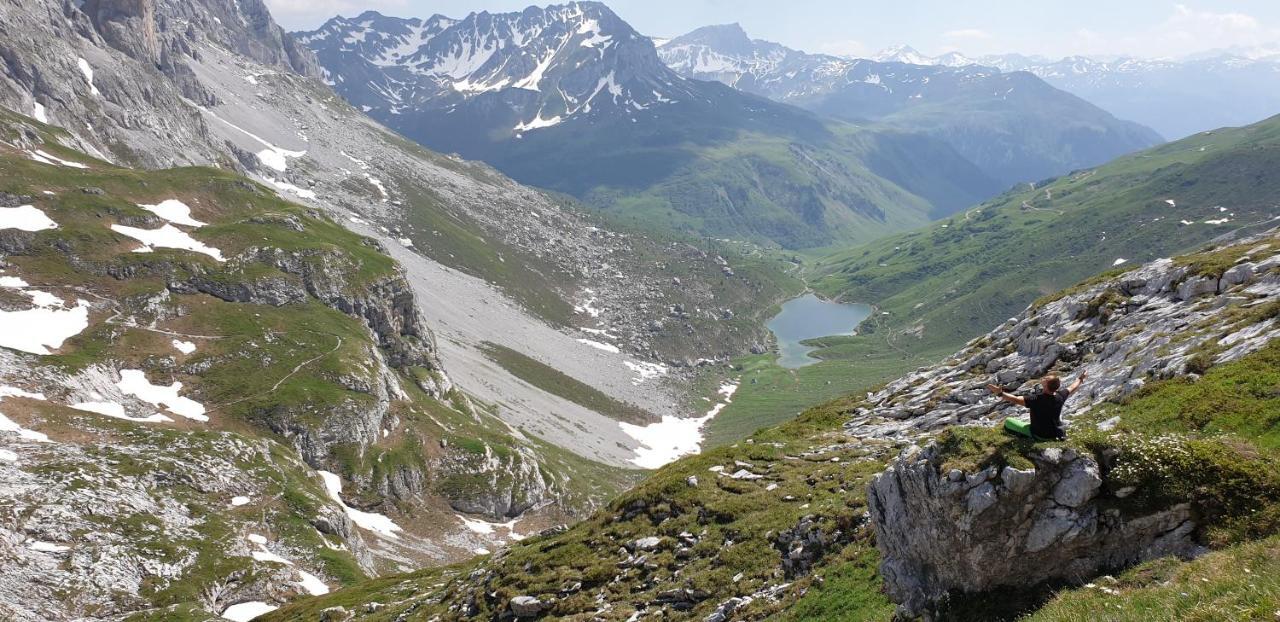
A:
[[817, 38, 868, 58], [942, 28, 991, 40], [1054, 4, 1280, 59]]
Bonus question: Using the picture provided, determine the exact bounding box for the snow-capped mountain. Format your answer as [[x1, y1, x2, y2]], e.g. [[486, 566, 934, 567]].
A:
[[871, 44, 940, 66], [659, 25, 1162, 186], [297, 3, 1011, 249], [297, 3, 693, 133]]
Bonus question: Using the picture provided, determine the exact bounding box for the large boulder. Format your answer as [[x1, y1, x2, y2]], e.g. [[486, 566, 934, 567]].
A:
[[867, 442, 1198, 619]]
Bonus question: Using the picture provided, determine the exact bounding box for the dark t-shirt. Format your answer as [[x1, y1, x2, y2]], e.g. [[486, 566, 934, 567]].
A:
[[1026, 389, 1070, 439]]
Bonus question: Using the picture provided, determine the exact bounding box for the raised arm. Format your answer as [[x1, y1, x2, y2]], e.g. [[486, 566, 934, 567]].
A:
[[987, 384, 1026, 407], [1066, 370, 1088, 395]]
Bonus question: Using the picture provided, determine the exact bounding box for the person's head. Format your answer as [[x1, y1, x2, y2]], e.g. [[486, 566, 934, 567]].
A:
[[1041, 374, 1061, 393]]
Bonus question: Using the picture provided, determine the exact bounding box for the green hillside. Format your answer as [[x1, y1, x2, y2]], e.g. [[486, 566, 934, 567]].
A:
[[811, 114, 1280, 356], [431, 90, 1003, 250]]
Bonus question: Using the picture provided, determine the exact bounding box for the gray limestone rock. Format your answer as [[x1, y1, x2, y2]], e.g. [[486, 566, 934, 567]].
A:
[[868, 443, 1198, 619]]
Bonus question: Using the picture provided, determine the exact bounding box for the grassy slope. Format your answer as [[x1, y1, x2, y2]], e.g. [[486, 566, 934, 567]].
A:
[[423, 84, 1000, 251], [267, 239, 1280, 622], [682, 115, 1280, 451], [264, 393, 900, 621], [479, 341, 655, 425]]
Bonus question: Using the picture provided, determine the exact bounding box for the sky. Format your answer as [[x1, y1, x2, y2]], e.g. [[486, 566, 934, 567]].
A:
[[264, 0, 1280, 60]]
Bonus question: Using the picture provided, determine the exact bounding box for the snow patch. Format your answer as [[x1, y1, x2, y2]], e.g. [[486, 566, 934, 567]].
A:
[[171, 340, 197, 354], [456, 514, 524, 541], [32, 102, 47, 124], [619, 381, 738, 468], [111, 224, 225, 262], [27, 150, 88, 168], [1113, 258, 1127, 266], [317, 470, 403, 538], [139, 200, 206, 227], [29, 540, 69, 553], [0, 297, 90, 355], [295, 570, 330, 596], [221, 602, 278, 622], [0, 386, 45, 401], [577, 339, 620, 354], [116, 369, 208, 422], [76, 57, 100, 97], [262, 177, 318, 201], [513, 112, 563, 132], [0, 206, 57, 232], [70, 401, 173, 424], [574, 296, 603, 317], [251, 548, 292, 565], [0, 413, 50, 443], [624, 361, 667, 385], [231, 496, 251, 506]]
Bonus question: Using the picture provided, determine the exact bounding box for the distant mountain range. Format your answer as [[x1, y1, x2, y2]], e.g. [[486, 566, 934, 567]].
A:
[[297, 3, 1010, 248], [810, 43, 1280, 141], [657, 24, 1162, 187], [974, 53, 1280, 140], [297, 3, 1159, 248]]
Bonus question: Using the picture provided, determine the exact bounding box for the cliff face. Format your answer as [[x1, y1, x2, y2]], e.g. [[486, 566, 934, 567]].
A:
[[869, 443, 1198, 619], [0, 0, 321, 169], [83, 0, 161, 63]]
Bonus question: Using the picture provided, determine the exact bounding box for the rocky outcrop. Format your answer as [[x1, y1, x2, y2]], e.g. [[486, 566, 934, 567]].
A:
[[869, 443, 1199, 619], [243, 246, 445, 380], [435, 444, 557, 520], [83, 0, 161, 64], [846, 236, 1280, 441]]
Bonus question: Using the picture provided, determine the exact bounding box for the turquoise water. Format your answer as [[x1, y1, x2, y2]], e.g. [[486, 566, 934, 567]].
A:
[[766, 293, 873, 369]]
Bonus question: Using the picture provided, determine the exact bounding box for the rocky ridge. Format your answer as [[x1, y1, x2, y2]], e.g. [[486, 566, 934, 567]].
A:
[[845, 233, 1280, 441]]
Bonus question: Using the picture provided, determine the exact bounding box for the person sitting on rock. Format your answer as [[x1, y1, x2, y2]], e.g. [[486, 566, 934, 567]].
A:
[[988, 371, 1087, 441]]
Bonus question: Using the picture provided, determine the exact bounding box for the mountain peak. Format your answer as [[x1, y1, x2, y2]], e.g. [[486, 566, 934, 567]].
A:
[[871, 44, 936, 65], [667, 23, 754, 54]]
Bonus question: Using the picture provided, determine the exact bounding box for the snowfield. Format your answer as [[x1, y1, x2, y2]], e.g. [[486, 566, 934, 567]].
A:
[[116, 369, 208, 422], [318, 470, 403, 538], [221, 601, 277, 621], [70, 400, 174, 424], [0, 296, 90, 355], [111, 224, 226, 261], [139, 199, 207, 227], [619, 381, 738, 468], [0, 205, 58, 231]]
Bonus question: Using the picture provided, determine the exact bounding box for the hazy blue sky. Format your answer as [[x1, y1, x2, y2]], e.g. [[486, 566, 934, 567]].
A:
[[265, 1, 1280, 59]]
